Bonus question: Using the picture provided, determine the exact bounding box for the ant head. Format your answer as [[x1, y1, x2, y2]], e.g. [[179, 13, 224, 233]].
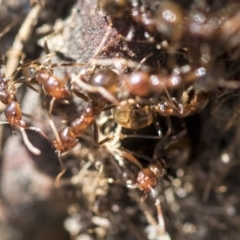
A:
[[137, 168, 158, 192], [34, 69, 50, 85], [53, 127, 78, 153]]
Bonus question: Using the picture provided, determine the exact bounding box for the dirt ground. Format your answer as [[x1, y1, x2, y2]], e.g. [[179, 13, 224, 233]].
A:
[[0, 0, 240, 240]]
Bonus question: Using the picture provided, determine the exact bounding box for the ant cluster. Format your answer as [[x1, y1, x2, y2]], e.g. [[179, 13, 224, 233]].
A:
[[2, 0, 240, 239]]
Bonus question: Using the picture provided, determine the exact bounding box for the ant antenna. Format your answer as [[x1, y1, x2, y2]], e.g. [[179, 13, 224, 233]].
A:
[[47, 110, 63, 152], [55, 151, 66, 187], [19, 127, 41, 155]]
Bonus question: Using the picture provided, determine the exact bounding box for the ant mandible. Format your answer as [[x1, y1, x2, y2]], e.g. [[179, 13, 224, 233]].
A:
[[21, 40, 80, 115]]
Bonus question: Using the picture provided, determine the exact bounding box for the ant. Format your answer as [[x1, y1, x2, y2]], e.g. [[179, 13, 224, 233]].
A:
[[113, 86, 209, 135], [98, 0, 184, 43], [123, 127, 189, 236], [126, 122, 172, 198], [119, 66, 210, 117], [21, 40, 85, 115], [49, 68, 120, 185], [89, 59, 209, 121], [0, 46, 47, 155]]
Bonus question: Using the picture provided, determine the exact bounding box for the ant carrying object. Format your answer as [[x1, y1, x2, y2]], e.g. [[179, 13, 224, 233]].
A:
[[0, 47, 48, 155]]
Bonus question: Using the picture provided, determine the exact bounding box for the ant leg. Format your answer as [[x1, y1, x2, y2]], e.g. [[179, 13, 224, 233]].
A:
[[93, 121, 113, 145], [130, 190, 166, 233], [155, 198, 168, 236], [47, 100, 64, 151], [50, 62, 86, 68], [43, 37, 50, 55], [49, 98, 56, 117], [120, 131, 163, 140], [55, 151, 66, 187], [115, 148, 143, 170], [71, 86, 90, 102], [135, 53, 153, 71], [0, 44, 6, 68], [154, 117, 172, 155], [19, 127, 41, 155], [71, 73, 119, 105], [26, 125, 50, 141]]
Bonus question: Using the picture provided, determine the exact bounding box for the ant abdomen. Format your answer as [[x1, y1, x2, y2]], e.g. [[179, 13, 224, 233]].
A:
[[5, 101, 26, 127], [0, 84, 15, 105], [87, 68, 119, 102], [112, 100, 153, 129]]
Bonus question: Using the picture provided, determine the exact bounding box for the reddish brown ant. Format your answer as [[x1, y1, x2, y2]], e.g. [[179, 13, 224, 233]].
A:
[[48, 68, 120, 185], [122, 125, 184, 237], [113, 86, 209, 134], [0, 47, 47, 155], [117, 66, 210, 120], [89, 58, 209, 120], [21, 40, 84, 115], [98, 0, 184, 43], [126, 123, 171, 197]]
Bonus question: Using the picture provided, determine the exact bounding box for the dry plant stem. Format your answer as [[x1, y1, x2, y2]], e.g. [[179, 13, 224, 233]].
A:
[[6, 4, 42, 76]]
